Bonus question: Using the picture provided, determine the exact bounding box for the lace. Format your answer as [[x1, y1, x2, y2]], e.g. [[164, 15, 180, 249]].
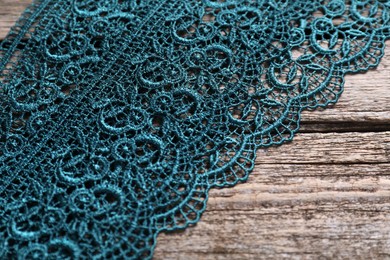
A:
[[0, 0, 389, 259]]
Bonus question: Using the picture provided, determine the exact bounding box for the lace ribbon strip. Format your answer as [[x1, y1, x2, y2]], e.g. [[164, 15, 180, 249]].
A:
[[0, 0, 389, 259]]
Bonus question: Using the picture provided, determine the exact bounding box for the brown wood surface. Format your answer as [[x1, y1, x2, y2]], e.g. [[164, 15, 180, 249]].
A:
[[1, 1, 390, 259]]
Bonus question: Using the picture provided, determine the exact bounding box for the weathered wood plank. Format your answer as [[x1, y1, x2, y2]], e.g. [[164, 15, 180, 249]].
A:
[[256, 132, 390, 164], [0, 0, 31, 38], [155, 132, 390, 259], [301, 49, 390, 124], [156, 195, 390, 259]]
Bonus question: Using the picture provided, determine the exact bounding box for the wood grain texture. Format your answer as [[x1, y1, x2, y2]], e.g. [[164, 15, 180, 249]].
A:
[[0, 0, 31, 38], [155, 132, 390, 260], [1, 1, 390, 259]]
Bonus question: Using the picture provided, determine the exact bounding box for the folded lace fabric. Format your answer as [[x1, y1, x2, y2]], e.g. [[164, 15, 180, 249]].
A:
[[0, 0, 389, 258]]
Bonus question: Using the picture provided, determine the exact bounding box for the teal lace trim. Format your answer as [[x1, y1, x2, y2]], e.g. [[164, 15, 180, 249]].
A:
[[0, 0, 389, 258]]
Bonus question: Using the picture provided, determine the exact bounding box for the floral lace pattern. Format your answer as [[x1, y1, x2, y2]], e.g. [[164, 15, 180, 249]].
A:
[[0, 0, 389, 259]]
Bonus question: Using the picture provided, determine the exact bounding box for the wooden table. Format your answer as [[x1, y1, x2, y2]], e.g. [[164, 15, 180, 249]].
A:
[[1, 1, 390, 259]]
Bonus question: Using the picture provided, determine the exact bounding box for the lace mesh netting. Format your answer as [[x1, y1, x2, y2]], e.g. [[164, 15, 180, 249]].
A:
[[0, 0, 389, 258]]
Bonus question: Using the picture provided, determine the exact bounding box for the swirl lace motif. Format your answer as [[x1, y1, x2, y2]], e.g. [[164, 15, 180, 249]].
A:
[[0, 0, 389, 259]]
